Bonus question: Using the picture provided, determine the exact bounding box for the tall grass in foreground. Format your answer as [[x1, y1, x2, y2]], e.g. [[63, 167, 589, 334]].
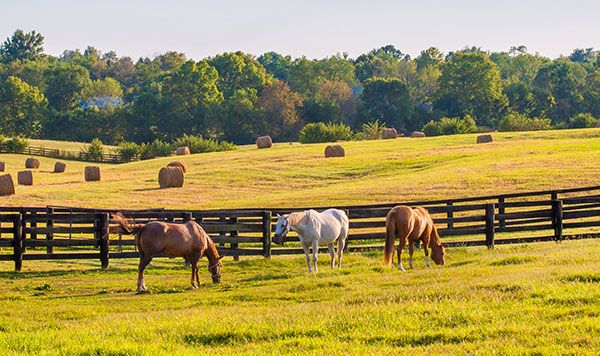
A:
[[0, 239, 598, 354]]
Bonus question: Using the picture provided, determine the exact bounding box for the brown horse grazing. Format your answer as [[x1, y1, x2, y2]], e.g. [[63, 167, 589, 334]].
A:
[[110, 213, 223, 292], [384, 206, 446, 270]]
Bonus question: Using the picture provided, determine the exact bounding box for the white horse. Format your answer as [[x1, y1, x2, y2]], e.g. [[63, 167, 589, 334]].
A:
[[273, 209, 349, 273]]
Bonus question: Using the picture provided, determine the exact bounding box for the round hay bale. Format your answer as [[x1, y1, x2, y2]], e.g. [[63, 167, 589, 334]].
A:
[[325, 145, 345, 158], [0, 161, 5, 172], [25, 158, 40, 169], [382, 128, 397, 139], [85, 166, 101, 182], [0, 174, 15, 196], [256, 135, 273, 149], [167, 161, 187, 173], [158, 166, 184, 188], [477, 134, 493, 144], [53, 161, 66, 173], [176, 146, 190, 155], [410, 131, 426, 138], [17, 170, 33, 186]]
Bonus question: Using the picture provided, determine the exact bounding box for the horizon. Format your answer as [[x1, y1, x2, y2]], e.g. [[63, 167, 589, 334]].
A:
[[2, 0, 599, 61]]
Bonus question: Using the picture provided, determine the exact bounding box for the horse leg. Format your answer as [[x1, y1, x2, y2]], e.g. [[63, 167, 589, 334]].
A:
[[193, 253, 201, 287], [302, 243, 312, 273], [408, 241, 415, 269], [336, 226, 348, 269], [397, 236, 407, 272], [137, 254, 153, 293], [312, 240, 319, 273], [189, 255, 198, 289], [422, 234, 432, 268], [327, 243, 335, 269]]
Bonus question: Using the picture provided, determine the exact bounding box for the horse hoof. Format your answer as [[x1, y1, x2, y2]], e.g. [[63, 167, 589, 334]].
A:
[[136, 289, 148, 294], [398, 267, 407, 272]]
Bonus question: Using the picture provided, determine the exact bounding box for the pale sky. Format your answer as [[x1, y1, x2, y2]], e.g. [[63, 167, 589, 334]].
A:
[[1, 0, 598, 60]]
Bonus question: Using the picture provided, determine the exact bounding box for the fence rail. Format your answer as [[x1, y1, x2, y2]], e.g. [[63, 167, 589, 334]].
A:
[[0, 145, 137, 163], [0, 185, 599, 271]]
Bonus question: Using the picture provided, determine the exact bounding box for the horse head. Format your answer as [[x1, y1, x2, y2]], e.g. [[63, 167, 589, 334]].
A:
[[273, 214, 291, 245], [431, 242, 446, 265], [209, 256, 224, 283]]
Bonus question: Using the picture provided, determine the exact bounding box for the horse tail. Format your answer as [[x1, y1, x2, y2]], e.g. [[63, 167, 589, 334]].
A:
[[384, 208, 397, 267]]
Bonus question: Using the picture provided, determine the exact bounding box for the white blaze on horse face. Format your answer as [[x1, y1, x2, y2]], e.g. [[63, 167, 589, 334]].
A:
[[274, 215, 290, 238]]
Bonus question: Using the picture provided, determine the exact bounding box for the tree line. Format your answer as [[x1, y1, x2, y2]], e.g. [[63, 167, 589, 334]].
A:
[[0, 30, 598, 146]]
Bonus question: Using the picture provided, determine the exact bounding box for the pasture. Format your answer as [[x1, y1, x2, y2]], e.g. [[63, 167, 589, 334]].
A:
[[1, 128, 599, 209], [0, 240, 598, 354], [0, 128, 599, 354]]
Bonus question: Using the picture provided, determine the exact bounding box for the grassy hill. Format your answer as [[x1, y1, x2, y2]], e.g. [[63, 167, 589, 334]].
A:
[[1, 128, 599, 209]]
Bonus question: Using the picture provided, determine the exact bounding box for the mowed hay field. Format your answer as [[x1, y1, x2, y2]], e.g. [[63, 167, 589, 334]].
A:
[[0, 241, 598, 354], [1, 128, 599, 209]]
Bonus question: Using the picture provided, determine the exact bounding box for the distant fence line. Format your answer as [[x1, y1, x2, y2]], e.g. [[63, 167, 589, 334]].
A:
[[0, 145, 138, 164], [0, 185, 599, 271]]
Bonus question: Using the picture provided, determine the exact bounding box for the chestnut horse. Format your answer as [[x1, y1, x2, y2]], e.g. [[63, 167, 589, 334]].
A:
[[384, 206, 446, 270], [110, 213, 223, 292]]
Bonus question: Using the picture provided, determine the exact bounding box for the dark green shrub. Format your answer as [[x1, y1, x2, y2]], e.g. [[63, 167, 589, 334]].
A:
[[422, 115, 478, 137], [117, 142, 142, 161], [569, 113, 597, 129], [359, 120, 384, 140], [498, 112, 552, 132], [1, 136, 29, 152], [298, 122, 353, 143], [81, 138, 104, 161], [140, 139, 173, 160], [172, 134, 237, 154]]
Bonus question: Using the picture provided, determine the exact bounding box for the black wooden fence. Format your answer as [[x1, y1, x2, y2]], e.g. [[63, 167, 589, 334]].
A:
[[0, 185, 599, 271], [0, 145, 136, 163]]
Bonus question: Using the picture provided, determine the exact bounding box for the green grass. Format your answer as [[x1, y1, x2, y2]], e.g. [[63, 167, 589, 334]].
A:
[[27, 138, 117, 153], [1, 128, 599, 209], [0, 239, 598, 354]]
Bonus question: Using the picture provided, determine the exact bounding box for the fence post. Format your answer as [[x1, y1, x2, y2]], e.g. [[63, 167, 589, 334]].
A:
[[96, 213, 110, 269], [230, 216, 239, 261], [551, 192, 558, 201], [30, 211, 37, 243], [498, 196, 506, 228], [182, 212, 192, 222], [262, 211, 272, 259], [13, 214, 23, 272], [552, 200, 563, 242], [485, 204, 495, 249], [46, 207, 54, 254], [446, 202, 453, 229]]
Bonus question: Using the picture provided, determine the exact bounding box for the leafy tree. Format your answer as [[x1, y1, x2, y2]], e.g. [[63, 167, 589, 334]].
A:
[[415, 47, 444, 70], [0, 76, 47, 137], [0, 30, 44, 63], [315, 79, 357, 120], [257, 80, 303, 140], [435, 51, 508, 126], [159, 60, 222, 139], [208, 52, 272, 97], [82, 77, 123, 101], [357, 78, 414, 132], [45, 62, 91, 110], [569, 48, 597, 64], [533, 60, 587, 121], [218, 88, 262, 143], [354, 45, 409, 81], [257, 52, 292, 81]]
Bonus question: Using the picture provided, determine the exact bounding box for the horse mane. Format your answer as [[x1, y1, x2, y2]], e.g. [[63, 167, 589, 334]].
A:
[[109, 212, 145, 235], [204, 233, 221, 261], [286, 211, 308, 226]]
